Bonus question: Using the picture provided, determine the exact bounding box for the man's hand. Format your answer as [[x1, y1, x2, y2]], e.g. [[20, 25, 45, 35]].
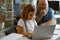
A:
[[39, 19, 55, 26], [40, 10, 46, 16]]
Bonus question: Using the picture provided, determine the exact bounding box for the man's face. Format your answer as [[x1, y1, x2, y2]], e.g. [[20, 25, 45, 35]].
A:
[[38, 0, 48, 16]]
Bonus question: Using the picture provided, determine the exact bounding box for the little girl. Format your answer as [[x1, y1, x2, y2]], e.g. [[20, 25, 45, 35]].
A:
[[17, 4, 38, 37]]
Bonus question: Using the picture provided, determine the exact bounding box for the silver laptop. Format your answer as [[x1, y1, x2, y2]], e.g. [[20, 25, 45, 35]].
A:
[[32, 25, 55, 40]]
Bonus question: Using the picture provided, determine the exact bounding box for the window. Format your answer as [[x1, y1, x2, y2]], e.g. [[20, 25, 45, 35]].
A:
[[0, 0, 14, 31]]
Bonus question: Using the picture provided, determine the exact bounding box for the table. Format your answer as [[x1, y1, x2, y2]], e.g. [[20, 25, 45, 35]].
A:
[[0, 33, 28, 40], [0, 30, 60, 40]]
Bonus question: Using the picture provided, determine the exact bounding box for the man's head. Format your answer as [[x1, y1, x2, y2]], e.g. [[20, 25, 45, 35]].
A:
[[37, 0, 48, 16]]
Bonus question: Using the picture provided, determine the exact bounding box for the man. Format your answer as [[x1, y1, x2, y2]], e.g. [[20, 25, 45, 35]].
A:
[[36, 0, 55, 26]]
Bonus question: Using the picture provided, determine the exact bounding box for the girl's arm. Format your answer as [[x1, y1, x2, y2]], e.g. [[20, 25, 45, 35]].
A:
[[17, 25, 32, 37]]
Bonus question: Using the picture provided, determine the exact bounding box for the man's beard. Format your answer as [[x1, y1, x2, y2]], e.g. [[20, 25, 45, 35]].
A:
[[36, 8, 48, 22], [38, 8, 48, 17]]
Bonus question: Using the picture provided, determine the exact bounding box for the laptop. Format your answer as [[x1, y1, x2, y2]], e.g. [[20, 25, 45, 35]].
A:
[[32, 25, 55, 40]]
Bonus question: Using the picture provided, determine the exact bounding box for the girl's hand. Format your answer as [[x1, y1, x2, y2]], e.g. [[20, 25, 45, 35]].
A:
[[23, 33, 32, 37], [27, 33, 32, 37]]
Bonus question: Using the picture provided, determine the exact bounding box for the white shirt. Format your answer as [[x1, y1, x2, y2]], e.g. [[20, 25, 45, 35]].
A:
[[17, 19, 37, 33]]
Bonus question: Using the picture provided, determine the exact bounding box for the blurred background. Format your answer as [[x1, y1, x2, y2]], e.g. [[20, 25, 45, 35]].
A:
[[0, 0, 60, 35]]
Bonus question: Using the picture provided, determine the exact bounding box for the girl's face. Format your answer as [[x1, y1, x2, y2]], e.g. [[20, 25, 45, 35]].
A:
[[28, 12, 34, 20]]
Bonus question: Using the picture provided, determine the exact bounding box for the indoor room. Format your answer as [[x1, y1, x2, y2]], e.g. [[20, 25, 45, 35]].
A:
[[0, 0, 60, 40]]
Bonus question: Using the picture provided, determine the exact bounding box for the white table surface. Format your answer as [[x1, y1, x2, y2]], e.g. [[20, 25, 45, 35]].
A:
[[0, 30, 60, 40], [0, 33, 25, 40]]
